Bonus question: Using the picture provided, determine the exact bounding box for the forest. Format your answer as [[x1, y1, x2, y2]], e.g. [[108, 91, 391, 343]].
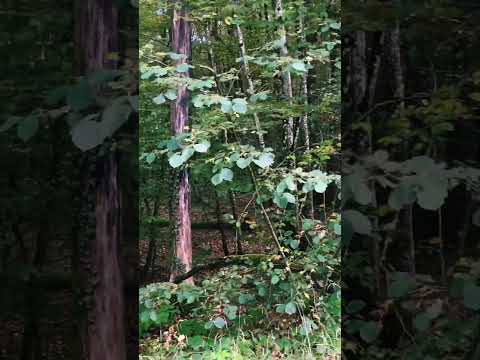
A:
[[139, 0, 341, 359], [2, 0, 480, 359]]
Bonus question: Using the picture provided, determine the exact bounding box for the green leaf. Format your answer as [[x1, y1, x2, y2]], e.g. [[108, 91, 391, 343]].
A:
[[153, 94, 166, 104], [181, 146, 195, 162], [220, 100, 233, 113], [329, 22, 341, 29], [100, 99, 132, 139], [232, 98, 247, 114], [253, 153, 274, 168], [169, 153, 185, 168], [413, 312, 432, 333], [71, 118, 104, 151], [17, 116, 39, 142], [193, 140, 210, 153], [236, 157, 252, 169], [176, 63, 190, 73], [289, 240, 300, 249], [271, 275, 280, 285], [211, 173, 223, 186], [188, 335, 203, 350], [273, 193, 289, 209], [213, 317, 227, 329], [285, 302, 297, 315], [346, 300, 366, 314], [164, 89, 177, 100], [291, 62, 307, 72], [66, 80, 94, 111], [463, 282, 480, 310], [283, 192, 296, 204], [359, 322, 380, 343], [0, 116, 21, 132], [145, 153, 156, 164], [343, 210, 372, 235], [168, 52, 187, 60], [224, 305, 238, 320], [389, 273, 416, 298], [220, 168, 234, 181], [473, 209, 480, 226]]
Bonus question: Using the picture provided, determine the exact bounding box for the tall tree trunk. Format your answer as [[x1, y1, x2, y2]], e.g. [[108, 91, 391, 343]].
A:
[[170, 1, 193, 284], [274, 0, 294, 149], [235, 24, 265, 150], [74, 1, 126, 359]]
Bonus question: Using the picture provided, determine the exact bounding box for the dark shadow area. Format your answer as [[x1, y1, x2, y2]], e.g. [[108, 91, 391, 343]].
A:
[[0, 1, 139, 359], [342, 1, 480, 359]]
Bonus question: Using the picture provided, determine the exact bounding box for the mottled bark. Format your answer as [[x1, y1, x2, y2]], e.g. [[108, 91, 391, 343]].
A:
[[91, 153, 126, 360], [274, 0, 294, 149], [170, 2, 193, 285], [351, 31, 367, 112], [74, 0, 126, 359], [236, 24, 265, 150], [74, 0, 119, 74]]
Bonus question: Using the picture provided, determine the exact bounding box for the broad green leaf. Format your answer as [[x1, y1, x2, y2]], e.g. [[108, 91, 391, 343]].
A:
[[359, 322, 380, 343], [345, 300, 366, 314], [220, 168, 234, 181], [100, 99, 132, 138], [271, 275, 280, 285], [236, 157, 252, 169], [463, 282, 480, 310], [176, 63, 190, 73], [291, 62, 307, 72], [0, 116, 21, 132], [164, 89, 177, 100], [71, 118, 103, 151], [232, 98, 247, 113], [153, 94, 166, 104], [283, 192, 296, 204], [213, 317, 227, 329], [145, 153, 156, 164], [253, 153, 274, 168], [283, 302, 296, 315], [169, 153, 185, 168], [211, 173, 223, 186], [343, 210, 371, 235], [193, 140, 210, 153], [220, 100, 232, 113], [17, 116, 39, 142]]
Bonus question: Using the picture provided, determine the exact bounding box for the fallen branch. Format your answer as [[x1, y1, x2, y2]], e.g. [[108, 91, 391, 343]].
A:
[[172, 254, 281, 283]]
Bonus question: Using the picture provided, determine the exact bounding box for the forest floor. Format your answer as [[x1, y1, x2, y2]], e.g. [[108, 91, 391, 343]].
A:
[[139, 200, 340, 359]]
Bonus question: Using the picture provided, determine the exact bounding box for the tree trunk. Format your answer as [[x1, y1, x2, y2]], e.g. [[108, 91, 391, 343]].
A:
[[235, 23, 265, 150], [170, 1, 193, 284], [274, 0, 294, 149], [74, 0, 126, 359]]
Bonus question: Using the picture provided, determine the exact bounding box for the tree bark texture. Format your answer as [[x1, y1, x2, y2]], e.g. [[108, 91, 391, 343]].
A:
[[170, 1, 193, 284]]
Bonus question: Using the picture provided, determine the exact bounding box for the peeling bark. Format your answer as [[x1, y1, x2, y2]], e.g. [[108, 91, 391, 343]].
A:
[[274, 0, 294, 149], [170, 1, 193, 285]]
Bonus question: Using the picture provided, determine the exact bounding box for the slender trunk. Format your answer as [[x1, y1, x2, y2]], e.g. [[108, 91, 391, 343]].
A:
[[214, 192, 230, 256], [299, 13, 314, 219], [274, 0, 294, 149], [389, 22, 405, 110], [351, 31, 367, 113], [74, 1, 126, 359], [235, 24, 265, 150], [170, 1, 193, 284]]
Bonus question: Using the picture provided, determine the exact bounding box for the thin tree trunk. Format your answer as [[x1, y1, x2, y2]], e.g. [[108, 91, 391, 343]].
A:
[[74, 1, 126, 359], [170, 1, 193, 284], [214, 192, 230, 256], [298, 13, 314, 219], [274, 0, 294, 149], [235, 23, 265, 150], [351, 31, 367, 112]]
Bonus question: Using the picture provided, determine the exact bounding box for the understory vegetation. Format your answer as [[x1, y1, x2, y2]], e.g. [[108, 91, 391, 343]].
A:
[[139, 0, 341, 358]]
